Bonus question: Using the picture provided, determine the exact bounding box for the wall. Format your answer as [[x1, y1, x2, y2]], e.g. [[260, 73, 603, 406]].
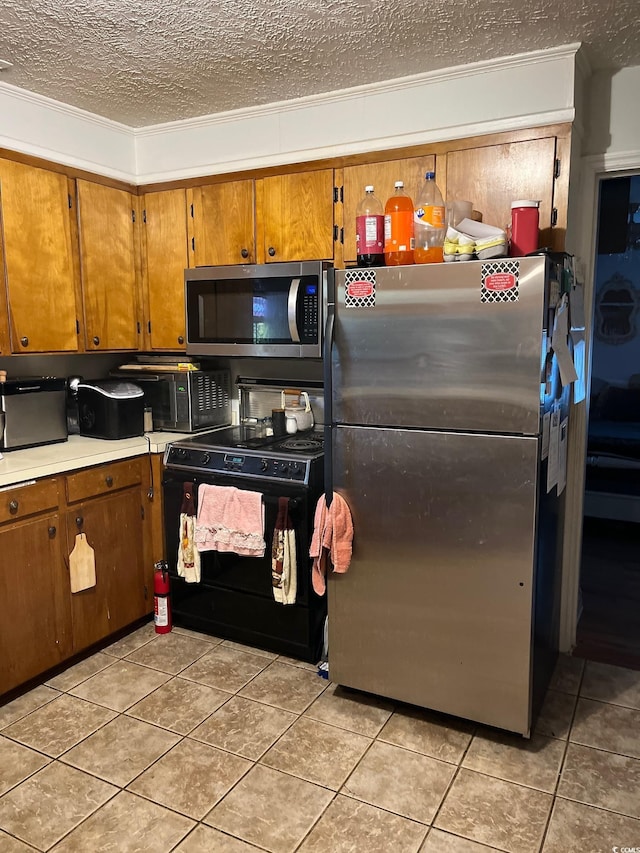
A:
[[0, 353, 124, 381], [1, 45, 580, 185], [558, 65, 640, 653], [584, 66, 640, 160], [0, 82, 135, 182]]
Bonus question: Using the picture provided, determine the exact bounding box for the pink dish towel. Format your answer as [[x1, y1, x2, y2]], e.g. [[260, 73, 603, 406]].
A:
[[309, 492, 354, 596], [195, 484, 266, 557]]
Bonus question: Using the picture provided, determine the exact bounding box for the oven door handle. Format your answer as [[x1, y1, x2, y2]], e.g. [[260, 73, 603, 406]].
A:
[[261, 495, 300, 510], [287, 278, 301, 343]]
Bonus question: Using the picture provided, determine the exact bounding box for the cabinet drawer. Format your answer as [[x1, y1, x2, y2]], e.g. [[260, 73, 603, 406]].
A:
[[66, 459, 142, 503], [0, 478, 59, 524]]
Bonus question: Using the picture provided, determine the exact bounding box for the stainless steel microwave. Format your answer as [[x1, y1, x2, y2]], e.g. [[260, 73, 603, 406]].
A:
[[185, 261, 331, 358], [110, 368, 232, 433]]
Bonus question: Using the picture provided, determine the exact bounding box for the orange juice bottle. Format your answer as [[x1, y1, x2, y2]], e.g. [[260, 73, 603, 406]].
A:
[[384, 182, 414, 266]]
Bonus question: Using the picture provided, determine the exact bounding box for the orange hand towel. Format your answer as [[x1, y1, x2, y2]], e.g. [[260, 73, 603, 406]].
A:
[[309, 492, 353, 595]]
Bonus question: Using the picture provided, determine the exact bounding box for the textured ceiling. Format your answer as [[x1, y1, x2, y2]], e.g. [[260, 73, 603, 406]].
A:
[[0, 0, 639, 127]]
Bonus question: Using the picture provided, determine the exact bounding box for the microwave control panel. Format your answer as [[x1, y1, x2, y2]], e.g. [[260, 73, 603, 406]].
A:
[[300, 283, 319, 343]]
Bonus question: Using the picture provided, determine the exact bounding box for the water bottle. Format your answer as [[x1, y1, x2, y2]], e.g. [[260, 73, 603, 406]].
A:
[[384, 182, 414, 266], [356, 186, 385, 267], [414, 171, 446, 264]]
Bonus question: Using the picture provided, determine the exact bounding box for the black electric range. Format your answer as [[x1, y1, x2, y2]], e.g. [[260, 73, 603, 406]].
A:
[[164, 426, 324, 485], [162, 425, 326, 660]]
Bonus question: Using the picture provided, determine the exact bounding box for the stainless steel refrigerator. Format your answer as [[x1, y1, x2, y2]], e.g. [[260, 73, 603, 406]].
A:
[[324, 256, 570, 736]]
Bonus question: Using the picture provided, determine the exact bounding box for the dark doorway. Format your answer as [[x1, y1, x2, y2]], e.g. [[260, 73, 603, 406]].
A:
[[575, 174, 640, 670]]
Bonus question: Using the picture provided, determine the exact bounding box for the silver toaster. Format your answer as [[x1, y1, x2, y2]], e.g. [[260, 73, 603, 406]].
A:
[[0, 376, 68, 451]]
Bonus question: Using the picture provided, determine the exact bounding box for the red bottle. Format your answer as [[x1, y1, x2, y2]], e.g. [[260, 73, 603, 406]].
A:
[[154, 562, 172, 634], [510, 200, 540, 257], [356, 185, 385, 267]]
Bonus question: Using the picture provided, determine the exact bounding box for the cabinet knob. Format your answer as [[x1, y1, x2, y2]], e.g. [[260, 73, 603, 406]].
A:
[[241, 248, 249, 259], [48, 526, 56, 539], [20, 336, 28, 348], [93, 336, 100, 346], [268, 247, 276, 257], [178, 336, 184, 345], [105, 475, 113, 487], [9, 499, 19, 515], [76, 516, 84, 529]]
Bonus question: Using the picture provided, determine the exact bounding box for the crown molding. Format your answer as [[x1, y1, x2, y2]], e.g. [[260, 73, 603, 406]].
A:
[[134, 109, 576, 185], [0, 80, 133, 134], [0, 135, 137, 183], [583, 149, 640, 174]]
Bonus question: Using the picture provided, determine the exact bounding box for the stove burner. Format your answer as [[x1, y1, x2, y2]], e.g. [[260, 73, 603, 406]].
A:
[[279, 436, 323, 452]]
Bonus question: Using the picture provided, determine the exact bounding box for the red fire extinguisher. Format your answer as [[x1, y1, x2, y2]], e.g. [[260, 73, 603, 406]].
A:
[[154, 561, 172, 634]]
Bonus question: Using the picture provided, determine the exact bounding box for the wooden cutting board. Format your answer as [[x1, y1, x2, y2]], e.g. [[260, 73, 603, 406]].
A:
[[69, 533, 96, 593]]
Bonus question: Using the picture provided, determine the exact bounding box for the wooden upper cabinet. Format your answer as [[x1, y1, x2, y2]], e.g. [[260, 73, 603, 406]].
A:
[[445, 138, 558, 246], [0, 221, 9, 354], [143, 189, 189, 350], [342, 156, 436, 264], [76, 180, 140, 351], [0, 159, 79, 353], [260, 170, 335, 263], [190, 180, 255, 267]]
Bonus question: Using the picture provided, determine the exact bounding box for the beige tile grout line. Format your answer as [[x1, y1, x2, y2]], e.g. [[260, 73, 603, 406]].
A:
[[9, 640, 611, 852], [0, 632, 284, 848], [536, 658, 587, 853]]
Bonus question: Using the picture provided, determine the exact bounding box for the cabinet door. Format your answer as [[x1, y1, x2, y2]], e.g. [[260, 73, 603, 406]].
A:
[[342, 156, 436, 264], [77, 180, 140, 350], [261, 170, 335, 262], [143, 189, 189, 350], [67, 488, 147, 652], [0, 514, 71, 695], [191, 180, 255, 267], [445, 138, 557, 246], [0, 159, 79, 353]]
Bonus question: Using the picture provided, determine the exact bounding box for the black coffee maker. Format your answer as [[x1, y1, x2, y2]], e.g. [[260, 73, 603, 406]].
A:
[[66, 375, 83, 435]]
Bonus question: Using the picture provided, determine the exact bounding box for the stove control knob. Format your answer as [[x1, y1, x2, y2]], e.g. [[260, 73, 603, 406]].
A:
[[177, 448, 189, 459], [201, 452, 211, 465], [290, 462, 300, 474], [260, 459, 269, 472], [280, 462, 290, 474]]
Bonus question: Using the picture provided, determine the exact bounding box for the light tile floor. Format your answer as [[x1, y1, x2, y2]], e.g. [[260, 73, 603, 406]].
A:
[[1, 622, 640, 852]]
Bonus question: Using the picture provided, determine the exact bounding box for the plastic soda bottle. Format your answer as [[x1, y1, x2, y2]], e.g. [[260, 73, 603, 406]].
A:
[[384, 182, 414, 266], [356, 186, 385, 267], [414, 171, 446, 263]]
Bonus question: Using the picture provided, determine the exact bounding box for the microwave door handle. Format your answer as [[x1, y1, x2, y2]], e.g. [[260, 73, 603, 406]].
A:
[[288, 278, 301, 343]]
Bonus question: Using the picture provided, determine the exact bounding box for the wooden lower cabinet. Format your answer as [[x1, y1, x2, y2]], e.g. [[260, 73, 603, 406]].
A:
[[0, 457, 156, 698], [65, 484, 148, 653], [0, 511, 72, 695]]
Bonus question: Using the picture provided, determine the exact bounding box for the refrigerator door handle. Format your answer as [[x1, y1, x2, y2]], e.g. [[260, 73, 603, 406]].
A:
[[323, 303, 335, 507]]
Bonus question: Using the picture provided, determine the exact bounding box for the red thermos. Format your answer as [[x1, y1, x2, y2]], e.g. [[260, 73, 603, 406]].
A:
[[510, 200, 540, 257], [154, 562, 172, 634]]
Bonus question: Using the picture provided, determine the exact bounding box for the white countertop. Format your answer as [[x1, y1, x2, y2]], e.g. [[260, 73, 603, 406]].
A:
[[0, 430, 204, 489]]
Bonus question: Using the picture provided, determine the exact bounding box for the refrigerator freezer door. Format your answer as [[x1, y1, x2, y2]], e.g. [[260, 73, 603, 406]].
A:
[[328, 425, 539, 735], [333, 257, 549, 435]]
